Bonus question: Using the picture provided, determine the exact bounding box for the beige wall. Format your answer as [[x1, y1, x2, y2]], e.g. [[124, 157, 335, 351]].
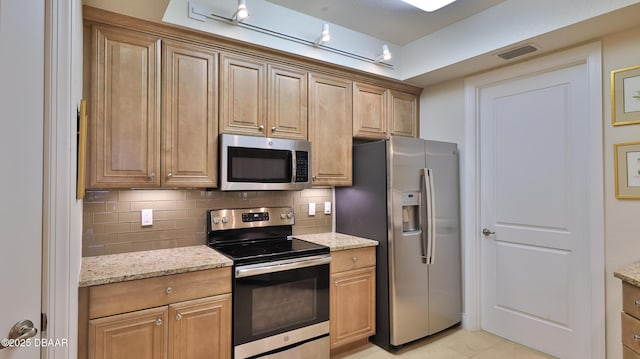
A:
[[420, 24, 640, 358], [602, 25, 640, 359], [82, 188, 333, 256]]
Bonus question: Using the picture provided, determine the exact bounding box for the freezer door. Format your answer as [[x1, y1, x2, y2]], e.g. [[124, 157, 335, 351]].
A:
[[388, 136, 429, 345]]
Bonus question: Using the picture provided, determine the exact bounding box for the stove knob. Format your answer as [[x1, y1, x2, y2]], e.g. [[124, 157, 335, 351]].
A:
[[280, 213, 286, 220], [213, 217, 220, 224], [287, 212, 293, 219], [221, 216, 228, 224]]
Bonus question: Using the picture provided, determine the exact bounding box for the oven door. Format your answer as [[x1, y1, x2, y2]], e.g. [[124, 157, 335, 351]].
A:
[[233, 255, 330, 358]]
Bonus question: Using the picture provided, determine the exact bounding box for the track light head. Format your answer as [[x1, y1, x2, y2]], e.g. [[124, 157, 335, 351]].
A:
[[314, 23, 331, 46], [376, 44, 392, 63], [232, 0, 249, 22]]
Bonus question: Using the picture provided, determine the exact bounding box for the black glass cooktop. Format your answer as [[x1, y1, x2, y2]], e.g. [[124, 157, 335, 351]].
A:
[[211, 237, 329, 265]]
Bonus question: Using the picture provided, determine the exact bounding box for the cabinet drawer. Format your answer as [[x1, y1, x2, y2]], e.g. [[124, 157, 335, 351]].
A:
[[331, 247, 375, 274], [622, 312, 640, 354], [623, 282, 640, 320], [89, 268, 231, 319], [625, 345, 640, 359]]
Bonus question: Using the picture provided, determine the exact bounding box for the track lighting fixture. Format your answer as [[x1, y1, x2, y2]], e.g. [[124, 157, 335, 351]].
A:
[[314, 24, 331, 46], [232, 0, 249, 22], [376, 44, 392, 62]]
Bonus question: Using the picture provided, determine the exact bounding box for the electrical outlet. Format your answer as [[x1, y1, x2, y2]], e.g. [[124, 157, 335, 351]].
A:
[[141, 209, 153, 226], [308, 203, 316, 216], [324, 201, 332, 214]]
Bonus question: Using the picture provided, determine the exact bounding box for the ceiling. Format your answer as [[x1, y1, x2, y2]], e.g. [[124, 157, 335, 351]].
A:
[[264, 0, 506, 46]]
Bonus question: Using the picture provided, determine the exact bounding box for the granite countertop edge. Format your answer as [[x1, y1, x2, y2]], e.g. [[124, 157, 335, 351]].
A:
[[79, 245, 233, 287], [614, 261, 640, 287], [296, 232, 378, 251], [79, 233, 377, 287]]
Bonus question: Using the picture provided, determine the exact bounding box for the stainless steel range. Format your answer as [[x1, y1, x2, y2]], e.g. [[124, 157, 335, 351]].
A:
[[207, 206, 330, 359]]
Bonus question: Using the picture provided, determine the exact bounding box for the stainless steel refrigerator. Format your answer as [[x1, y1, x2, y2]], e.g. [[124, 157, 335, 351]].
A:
[[335, 136, 461, 350]]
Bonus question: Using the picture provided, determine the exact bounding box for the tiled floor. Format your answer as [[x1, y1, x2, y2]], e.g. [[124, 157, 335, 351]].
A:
[[333, 327, 555, 359]]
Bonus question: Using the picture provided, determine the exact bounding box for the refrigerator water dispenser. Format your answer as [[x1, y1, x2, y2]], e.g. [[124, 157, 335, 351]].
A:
[[401, 191, 420, 232]]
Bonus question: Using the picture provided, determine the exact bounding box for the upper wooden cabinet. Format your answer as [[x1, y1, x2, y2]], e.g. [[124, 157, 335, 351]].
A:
[[162, 41, 218, 187], [220, 53, 266, 136], [308, 73, 352, 186], [353, 82, 387, 139], [89, 25, 161, 188], [267, 64, 308, 140], [220, 53, 308, 139], [353, 82, 419, 139], [86, 24, 219, 189], [388, 90, 418, 138]]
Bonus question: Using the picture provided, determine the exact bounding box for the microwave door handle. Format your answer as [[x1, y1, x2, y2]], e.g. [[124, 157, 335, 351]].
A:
[[422, 168, 436, 265], [291, 150, 297, 183]]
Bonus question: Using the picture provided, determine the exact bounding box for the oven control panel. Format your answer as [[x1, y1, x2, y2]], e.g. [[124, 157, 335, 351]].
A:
[[209, 207, 295, 231]]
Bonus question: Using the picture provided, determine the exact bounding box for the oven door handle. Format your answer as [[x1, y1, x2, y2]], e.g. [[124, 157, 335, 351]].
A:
[[235, 255, 332, 278]]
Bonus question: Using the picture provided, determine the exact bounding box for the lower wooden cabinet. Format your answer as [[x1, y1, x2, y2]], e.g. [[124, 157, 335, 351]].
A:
[[80, 268, 232, 359], [621, 282, 640, 358], [329, 247, 376, 350]]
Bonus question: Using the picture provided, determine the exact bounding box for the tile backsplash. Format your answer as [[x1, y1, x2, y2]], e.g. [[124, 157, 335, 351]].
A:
[[82, 188, 333, 257]]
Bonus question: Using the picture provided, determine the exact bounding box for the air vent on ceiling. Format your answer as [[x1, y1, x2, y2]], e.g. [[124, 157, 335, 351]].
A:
[[497, 44, 538, 60]]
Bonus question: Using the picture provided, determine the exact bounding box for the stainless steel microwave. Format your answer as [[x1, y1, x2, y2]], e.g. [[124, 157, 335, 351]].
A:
[[219, 134, 312, 191]]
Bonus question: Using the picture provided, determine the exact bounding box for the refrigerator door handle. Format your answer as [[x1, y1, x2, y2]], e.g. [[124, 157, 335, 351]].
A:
[[421, 168, 436, 265]]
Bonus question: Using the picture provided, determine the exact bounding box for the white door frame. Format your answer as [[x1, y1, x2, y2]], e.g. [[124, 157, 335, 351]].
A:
[[462, 42, 604, 358], [42, 0, 82, 358]]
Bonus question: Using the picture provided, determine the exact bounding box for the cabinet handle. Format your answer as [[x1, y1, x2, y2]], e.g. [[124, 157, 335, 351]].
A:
[[176, 313, 182, 321], [155, 318, 163, 326], [271, 126, 277, 132], [352, 257, 358, 263], [148, 172, 156, 180], [258, 125, 265, 131], [634, 334, 640, 341], [166, 287, 173, 294], [634, 299, 640, 306], [167, 172, 172, 178]]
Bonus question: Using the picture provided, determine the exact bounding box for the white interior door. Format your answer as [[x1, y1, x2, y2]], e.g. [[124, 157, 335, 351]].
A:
[[0, 0, 44, 357], [479, 63, 591, 358]]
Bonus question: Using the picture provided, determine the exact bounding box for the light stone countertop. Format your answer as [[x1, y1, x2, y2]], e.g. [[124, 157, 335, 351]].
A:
[[615, 261, 640, 287], [296, 232, 378, 251], [79, 245, 232, 287]]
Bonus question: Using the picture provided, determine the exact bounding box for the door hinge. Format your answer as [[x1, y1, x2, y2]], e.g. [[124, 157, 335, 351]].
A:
[[41, 313, 48, 332]]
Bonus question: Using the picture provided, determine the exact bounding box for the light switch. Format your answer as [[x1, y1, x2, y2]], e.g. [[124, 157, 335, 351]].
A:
[[308, 203, 316, 216], [141, 209, 153, 226], [324, 201, 332, 214]]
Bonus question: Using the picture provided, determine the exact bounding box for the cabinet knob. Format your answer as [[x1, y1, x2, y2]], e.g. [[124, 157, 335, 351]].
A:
[[312, 176, 316, 181], [634, 299, 640, 306], [148, 172, 156, 180], [271, 126, 277, 132], [352, 257, 358, 263], [176, 313, 182, 321], [155, 318, 163, 326], [167, 172, 172, 178], [258, 125, 265, 131], [334, 281, 338, 286], [166, 287, 173, 294], [634, 334, 640, 341]]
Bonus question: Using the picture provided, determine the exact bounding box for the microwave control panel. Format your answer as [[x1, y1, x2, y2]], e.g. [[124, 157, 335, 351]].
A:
[[295, 151, 309, 182]]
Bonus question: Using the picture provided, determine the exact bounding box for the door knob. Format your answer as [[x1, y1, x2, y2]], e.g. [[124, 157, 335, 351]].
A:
[[0, 320, 38, 350], [482, 228, 495, 236]]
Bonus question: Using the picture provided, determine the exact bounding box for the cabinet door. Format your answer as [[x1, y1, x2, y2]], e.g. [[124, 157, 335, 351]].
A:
[[268, 64, 308, 139], [220, 53, 266, 136], [90, 25, 161, 188], [89, 307, 168, 359], [308, 73, 352, 186], [353, 82, 387, 139], [169, 294, 232, 359], [162, 41, 218, 187], [330, 266, 376, 349], [388, 90, 418, 138]]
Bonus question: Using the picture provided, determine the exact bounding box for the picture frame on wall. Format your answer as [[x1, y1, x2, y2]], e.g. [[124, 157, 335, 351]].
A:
[[615, 142, 640, 199], [612, 65, 640, 126]]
